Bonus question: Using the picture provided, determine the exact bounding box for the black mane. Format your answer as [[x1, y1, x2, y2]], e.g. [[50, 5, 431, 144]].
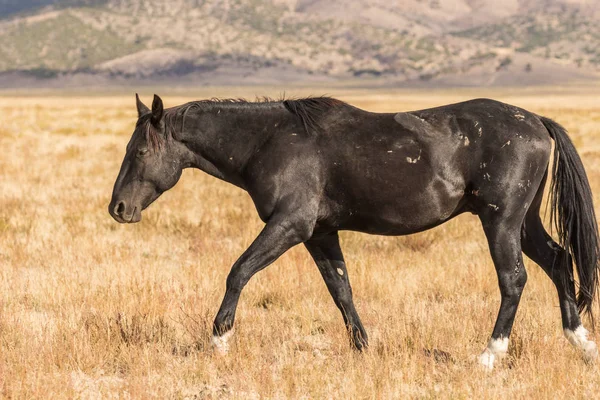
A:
[[283, 97, 346, 134], [165, 96, 347, 135]]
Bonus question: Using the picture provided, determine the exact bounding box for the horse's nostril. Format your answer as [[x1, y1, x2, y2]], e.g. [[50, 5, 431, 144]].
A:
[[115, 201, 125, 216]]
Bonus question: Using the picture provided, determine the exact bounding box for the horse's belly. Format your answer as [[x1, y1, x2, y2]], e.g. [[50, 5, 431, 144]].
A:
[[324, 171, 466, 235], [339, 201, 460, 235]]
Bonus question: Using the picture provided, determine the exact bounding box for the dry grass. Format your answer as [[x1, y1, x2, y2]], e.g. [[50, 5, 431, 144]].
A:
[[1, 87, 600, 399]]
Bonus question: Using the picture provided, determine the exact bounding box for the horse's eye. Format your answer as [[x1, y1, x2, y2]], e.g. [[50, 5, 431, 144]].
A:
[[138, 148, 149, 157]]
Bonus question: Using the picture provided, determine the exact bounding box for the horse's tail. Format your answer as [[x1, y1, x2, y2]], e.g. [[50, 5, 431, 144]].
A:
[[541, 116, 599, 322]]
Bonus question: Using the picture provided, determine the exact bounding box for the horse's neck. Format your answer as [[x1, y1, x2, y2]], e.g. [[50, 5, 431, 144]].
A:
[[185, 103, 294, 188]]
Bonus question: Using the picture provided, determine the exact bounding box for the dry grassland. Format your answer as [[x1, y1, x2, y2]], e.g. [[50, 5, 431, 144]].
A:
[[1, 86, 600, 399]]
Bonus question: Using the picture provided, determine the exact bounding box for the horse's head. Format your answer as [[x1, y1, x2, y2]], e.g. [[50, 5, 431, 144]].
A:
[[108, 94, 188, 223]]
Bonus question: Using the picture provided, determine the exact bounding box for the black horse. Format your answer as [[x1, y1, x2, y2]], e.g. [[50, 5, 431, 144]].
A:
[[109, 94, 599, 369]]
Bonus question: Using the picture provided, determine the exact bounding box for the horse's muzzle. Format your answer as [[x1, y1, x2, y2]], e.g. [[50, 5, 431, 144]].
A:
[[109, 200, 142, 223]]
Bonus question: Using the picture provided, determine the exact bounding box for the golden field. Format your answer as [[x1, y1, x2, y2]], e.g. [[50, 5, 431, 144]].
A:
[[1, 86, 600, 399]]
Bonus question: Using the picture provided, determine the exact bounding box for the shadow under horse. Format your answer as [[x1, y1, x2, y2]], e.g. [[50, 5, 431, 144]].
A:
[[109, 94, 599, 369]]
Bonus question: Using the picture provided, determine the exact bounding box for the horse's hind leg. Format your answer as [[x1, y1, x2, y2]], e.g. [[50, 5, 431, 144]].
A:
[[478, 211, 528, 369], [521, 179, 598, 362]]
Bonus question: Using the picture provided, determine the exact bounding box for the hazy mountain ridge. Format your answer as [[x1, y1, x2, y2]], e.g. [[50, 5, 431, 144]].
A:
[[0, 0, 598, 86]]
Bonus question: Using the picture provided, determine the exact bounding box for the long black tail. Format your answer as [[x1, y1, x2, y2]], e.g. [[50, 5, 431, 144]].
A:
[[541, 116, 599, 321]]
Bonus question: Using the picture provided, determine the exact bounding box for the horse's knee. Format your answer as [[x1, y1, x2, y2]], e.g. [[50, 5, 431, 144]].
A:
[[499, 266, 527, 298], [515, 267, 528, 290]]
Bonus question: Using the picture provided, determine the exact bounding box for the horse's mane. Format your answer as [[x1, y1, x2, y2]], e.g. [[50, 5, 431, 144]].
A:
[[137, 96, 346, 149], [282, 97, 346, 134], [168, 96, 348, 135]]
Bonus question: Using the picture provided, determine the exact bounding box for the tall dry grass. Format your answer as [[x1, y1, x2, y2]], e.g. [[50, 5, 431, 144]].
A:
[[1, 87, 600, 398]]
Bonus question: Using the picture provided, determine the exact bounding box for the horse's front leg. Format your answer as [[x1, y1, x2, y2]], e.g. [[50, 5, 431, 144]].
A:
[[305, 231, 368, 350], [212, 213, 314, 354]]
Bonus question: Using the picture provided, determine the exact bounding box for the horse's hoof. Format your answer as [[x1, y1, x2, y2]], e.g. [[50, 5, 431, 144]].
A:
[[478, 349, 496, 370], [564, 326, 598, 364], [212, 329, 234, 355], [350, 328, 368, 352], [478, 338, 508, 370], [583, 341, 598, 364], [352, 338, 368, 352]]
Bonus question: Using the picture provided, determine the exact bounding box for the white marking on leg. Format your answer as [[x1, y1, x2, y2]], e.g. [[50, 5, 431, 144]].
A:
[[336, 268, 344, 276], [478, 337, 509, 370], [212, 329, 234, 355], [564, 326, 598, 363]]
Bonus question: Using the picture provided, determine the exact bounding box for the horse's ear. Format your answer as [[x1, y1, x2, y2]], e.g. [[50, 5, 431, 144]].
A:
[[136, 93, 150, 117], [151, 94, 164, 126]]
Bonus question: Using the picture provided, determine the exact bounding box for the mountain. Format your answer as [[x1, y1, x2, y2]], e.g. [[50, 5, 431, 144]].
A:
[[0, 0, 599, 87], [0, 0, 57, 18]]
